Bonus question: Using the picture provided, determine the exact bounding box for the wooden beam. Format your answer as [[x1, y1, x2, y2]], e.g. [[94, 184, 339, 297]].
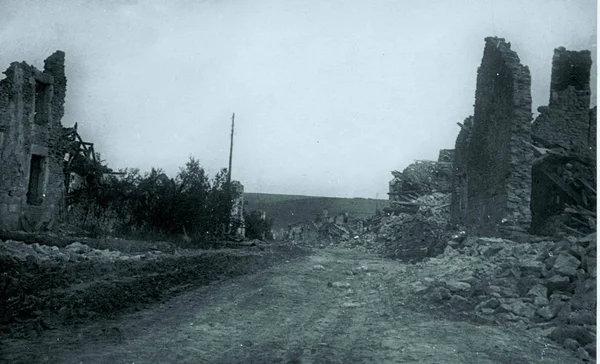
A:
[[539, 165, 584, 206]]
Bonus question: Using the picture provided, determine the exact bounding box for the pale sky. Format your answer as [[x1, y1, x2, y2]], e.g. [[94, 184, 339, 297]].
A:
[[0, 0, 596, 198]]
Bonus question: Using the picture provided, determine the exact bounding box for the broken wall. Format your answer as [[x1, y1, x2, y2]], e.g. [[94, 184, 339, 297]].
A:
[[529, 48, 596, 234], [450, 116, 472, 226], [589, 106, 597, 156], [532, 48, 593, 154], [388, 151, 453, 204], [0, 51, 67, 231], [459, 37, 533, 235]]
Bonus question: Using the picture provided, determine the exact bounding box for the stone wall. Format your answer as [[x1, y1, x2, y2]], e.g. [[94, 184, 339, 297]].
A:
[[450, 116, 472, 226], [532, 48, 593, 153], [588, 106, 596, 156], [454, 37, 533, 236], [0, 51, 67, 231]]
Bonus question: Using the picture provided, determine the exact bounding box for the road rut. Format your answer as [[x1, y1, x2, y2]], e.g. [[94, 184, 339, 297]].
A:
[[2, 248, 581, 363]]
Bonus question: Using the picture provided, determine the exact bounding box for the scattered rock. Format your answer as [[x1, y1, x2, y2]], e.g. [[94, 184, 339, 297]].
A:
[[443, 245, 458, 256], [548, 324, 594, 345], [498, 300, 536, 319], [444, 280, 471, 294], [555, 301, 572, 323], [543, 275, 571, 294], [576, 347, 592, 361], [526, 284, 548, 300], [533, 296, 549, 307], [481, 245, 504, 257], [567, 310, 596, 326], [428, 286, 451, 302], [518, 259, 544, 276], [328, 282, 351, 288], [476, 237, 507, 245], [476, 298, 500, 310], [341, 302, 362, 308], [489, 285, 518, 298], [538, 301, 566, 322], [563, 338, 581, 352], [449, 295, 470, 308], [568, 245, 585, 261], [553, 253, 581, 277], [584, 342, 596, 357]]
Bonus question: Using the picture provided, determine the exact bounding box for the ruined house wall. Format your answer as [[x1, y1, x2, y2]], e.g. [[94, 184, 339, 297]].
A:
[[532, 48, 593, 153], [0, 51, 67, 231], [589, 106, 596, 156], [450, 116, 472, 226], [464, 37, 532, 235], [529, 49, 595, 234]]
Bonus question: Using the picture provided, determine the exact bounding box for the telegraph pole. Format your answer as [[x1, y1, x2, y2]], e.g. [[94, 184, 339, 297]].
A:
[[226, 113, 235, 235], [228, 113, 235, 184]]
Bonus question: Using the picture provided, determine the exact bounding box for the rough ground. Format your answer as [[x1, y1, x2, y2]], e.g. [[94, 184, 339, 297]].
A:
[[1, 248, 582, 363]]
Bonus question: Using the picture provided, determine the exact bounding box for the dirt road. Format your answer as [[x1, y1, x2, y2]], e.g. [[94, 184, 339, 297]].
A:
[[2, 248, 581, 363]]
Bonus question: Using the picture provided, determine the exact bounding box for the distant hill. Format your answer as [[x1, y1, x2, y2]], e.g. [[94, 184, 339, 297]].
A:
[[243, 192, 389, 229]]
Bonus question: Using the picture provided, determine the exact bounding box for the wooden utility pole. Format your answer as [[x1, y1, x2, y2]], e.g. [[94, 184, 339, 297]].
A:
[[228, 113, 235, 184]]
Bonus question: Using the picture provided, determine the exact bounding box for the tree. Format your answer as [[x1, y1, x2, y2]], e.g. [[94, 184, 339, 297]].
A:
[[244, 210, 274, 240]]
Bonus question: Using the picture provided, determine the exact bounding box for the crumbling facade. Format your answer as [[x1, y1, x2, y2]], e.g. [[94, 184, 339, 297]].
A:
[[0, 51, 67, 231], [451, 37, 533, 236], [532, 48, 594, 154], [388, 150, 453, 205], [530, 48, 596, 234], [450, 116, 473, 226]]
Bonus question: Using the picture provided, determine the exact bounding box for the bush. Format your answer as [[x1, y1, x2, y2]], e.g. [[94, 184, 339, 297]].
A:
[[244, 210, 274, 240], [67, 156, 239, 242]]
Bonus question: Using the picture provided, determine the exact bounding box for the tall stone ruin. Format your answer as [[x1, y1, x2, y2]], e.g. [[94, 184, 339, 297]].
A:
[[451, 37, 533, 236], [530, 47, 596, 234], [532, 48, 594, 154], [0, 51, 67, 231]]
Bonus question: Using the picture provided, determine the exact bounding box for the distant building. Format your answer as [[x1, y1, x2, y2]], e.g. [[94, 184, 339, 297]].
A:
[[229, 180, 245, 236]]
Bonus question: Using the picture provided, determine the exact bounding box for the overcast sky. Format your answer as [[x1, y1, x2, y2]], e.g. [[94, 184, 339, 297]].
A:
[[0, 0, 596, 198]]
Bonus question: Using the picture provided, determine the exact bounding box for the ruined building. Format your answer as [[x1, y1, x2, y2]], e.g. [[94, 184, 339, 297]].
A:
[[450, 37, 596, 238], [451, 37, 534, 236], [388, 149, 453, 207], [530, 48, 596, 234], [531, 48, 594, 154], [0, 51, 67, 231]]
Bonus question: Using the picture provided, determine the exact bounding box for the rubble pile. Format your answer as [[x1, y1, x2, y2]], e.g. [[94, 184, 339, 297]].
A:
[[374, 193, 451, 261], [530, 139, 597, 237], [408, 233, 596, 360]]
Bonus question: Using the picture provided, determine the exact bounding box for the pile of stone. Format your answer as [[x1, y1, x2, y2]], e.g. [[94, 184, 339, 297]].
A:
[[373, 193, 451, 261], [416, 233, 596, 360]]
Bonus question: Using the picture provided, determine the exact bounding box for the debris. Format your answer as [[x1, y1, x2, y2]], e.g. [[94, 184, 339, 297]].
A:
[[327, 282, 351, 289], [552, 253, 581, 277]]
